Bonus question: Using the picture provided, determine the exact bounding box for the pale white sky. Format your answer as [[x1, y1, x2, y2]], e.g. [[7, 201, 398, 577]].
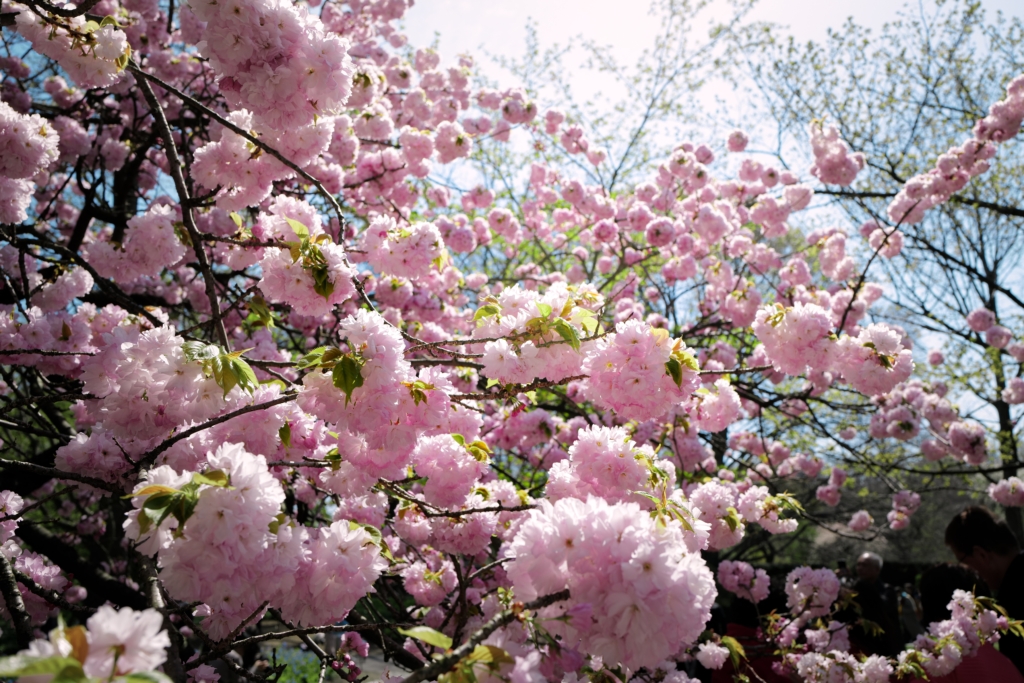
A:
[[404, 0, 1024, 92]]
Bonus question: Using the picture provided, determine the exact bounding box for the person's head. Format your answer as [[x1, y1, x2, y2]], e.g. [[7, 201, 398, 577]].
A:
[[945, 506, 1020, 590], [919, 563, 986, 625], [856, 552, 883, 582]]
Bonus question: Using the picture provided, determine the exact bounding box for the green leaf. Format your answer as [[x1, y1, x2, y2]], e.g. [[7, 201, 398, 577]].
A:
[[126, 484, 177, 499], [486, 378, 500, 388], [279, 422, 292, 448], [192, 470, 230, 487], [720, 635, 746, 669], [724, 507, 742, 532], [296, 346, 330, 369], [0, 656, 85, 680], [474, 304, 501, 321], [182, 341, 219, 362], [332, 354, 365, 406], [397, 626, 453, 651], [115, 47, 130, 72], [666, 357, 684, 387], [284, 217, 310, 238], [247, 296, 275, 329], [674, 346, 700, 372], [226, 356, 260, 395], [466, 645, 514, 665], [230, 212, 243, 228], [552, 319, 581, 352], [535, 302, 552, 318], [451, 433, 466, 446]]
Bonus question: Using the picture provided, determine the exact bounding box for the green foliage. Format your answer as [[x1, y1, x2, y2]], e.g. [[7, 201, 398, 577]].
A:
[[182, 341, 260, 398], [127, 470, 231, 536], [272, 647, 322, 683]]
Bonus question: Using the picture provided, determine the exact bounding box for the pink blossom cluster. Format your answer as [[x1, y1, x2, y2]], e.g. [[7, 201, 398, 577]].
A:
[[888, 75, 1024, 224], [477, 283, 598, 385], [85, 204, 188, 284], [582, 319, 700, 421], [869, 379, 953, 442], [505, 496, 716, 671], [784, 567, 841, 619], [691, 379, 744, 433], [689, 480, 744, 550], [859, 219, 905, 259], [192, 111, 336, 210], [0, 99, 59, 223], [259, 240, 356, 317], [73, 324, 227, 449], [717, 560, 770, 603], [361, 216, 447, 282], [988, 477, 1024, 507], [400, 557, 458, 607], [751, 303, 833, 376], [1004, 377, 1024, 404], [831, 323, 914, 396], [887, 489, 921, 530], [413, 434, 489, 508], [808, 122, 865, 186], [963, 307, 1016, 350], [126, 443, 386, 638], [790, 651, 892, 683], [299, 310, 470, 482], [753, 304, 913, 396], [546, 425, 671, 505], [11, 605, 169, 679], [736, 485, 800, 534], [13, 7, 129, 88], [0, 490, 23, 557], [911, 589, 1007, 678], [847, 510, 873, 532], [188, 0, 354, 130]]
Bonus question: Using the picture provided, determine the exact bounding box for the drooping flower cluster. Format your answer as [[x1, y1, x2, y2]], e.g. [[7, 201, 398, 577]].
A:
[[808, 122, 865, 186], [125, 443, 386, 638], [476, 283, 598, 385], [86, 205, 189, 284], [717, 560, 770, 603], [888, 75, 1024, 224], [0, 99, 59, 223], [4, 605, 169, 680], [361, 216, 447, 282], [847, 509, 874, 532], [582, 319, 700, 421], [887, 489, 922, 530], [546, 425, 672, 505], [784, 567, 841, 620], [910, 590, 1008, 678], [187, 0, 354, 130], [505, 496, 716, 671], [752, 303, 834, 376], [12, 8, 130, 89], [988, 477, 1024, 507]]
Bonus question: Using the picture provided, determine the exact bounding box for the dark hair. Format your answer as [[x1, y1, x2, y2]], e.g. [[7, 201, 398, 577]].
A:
[[919, 563, 987, 625], [944, 506, 1020, 557]]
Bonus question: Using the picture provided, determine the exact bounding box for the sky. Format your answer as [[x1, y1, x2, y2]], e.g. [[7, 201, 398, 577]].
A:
[[403, 0, 1024, 96]]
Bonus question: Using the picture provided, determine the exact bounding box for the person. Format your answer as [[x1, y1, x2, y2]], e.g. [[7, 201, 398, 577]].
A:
[[911, 563, 1023, 683], [945, 505, 1024, 675], [898, 582, 924, 641], [848, 552, 904, 656]]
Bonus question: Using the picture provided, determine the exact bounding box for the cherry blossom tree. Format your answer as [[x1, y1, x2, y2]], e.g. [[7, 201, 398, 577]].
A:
[[1, 0, 1024, 682]]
